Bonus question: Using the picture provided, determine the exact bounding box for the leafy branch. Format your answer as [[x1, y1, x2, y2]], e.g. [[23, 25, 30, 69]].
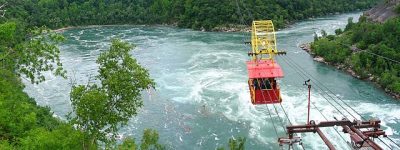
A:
[[69, 39, 155, 148], [16, 26, 67, 84]]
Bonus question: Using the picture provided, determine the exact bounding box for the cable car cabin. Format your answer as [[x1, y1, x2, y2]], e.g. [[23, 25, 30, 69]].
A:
[[247, 59, 284, 104]]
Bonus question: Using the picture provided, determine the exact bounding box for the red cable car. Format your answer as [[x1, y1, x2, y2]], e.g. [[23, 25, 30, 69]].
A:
[[247, 60, 283, 104], [246, 20, 285, 105]]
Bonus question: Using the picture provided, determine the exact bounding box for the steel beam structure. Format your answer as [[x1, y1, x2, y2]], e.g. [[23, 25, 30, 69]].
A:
[[279, 119, 386, 150]]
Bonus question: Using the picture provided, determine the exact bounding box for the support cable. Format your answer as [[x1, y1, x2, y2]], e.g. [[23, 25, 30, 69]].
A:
[[281, 56, 358, 120], [283, 55, 365, 120], [338, 42, 400, 65], [337, 43, 400, 149], [279, 103, 293, 126], [272, 104, 288, 133], [259, 78, 288, 134], [311, 102, 352, 149], [386, 137, 400, 149], [262, 79, 307, 150], [377, 137, 393, 150], [266, 104, 280, 140], [236, 0, 286, 145], [281, 54, 395, 149], [255, 79, 281, 140], [236, 1, 286, 147], [279, 57, 350, 120], [277, 57, 352, 149], [300, 144, 306, 150], [362, 51, 400, 64]]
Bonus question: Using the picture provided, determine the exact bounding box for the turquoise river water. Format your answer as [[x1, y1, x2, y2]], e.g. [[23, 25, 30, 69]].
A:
[[24, 12, 400, 149]]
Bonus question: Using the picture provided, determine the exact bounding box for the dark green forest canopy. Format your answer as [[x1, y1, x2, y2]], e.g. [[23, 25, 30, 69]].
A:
[[0, 0, 379, 30]]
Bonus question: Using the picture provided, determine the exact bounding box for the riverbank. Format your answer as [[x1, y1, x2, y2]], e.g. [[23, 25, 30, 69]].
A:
[[300, 43, 400, 100], [211, 24, 251, 32], [51, 12, 353, 33], [53, 24, 178, 33], [53, 24, 252, 33]]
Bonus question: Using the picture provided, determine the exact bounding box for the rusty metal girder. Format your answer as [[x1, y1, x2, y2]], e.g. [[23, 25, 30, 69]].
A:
[[315, 128, 335, 150], [280, 119, 386, 150]]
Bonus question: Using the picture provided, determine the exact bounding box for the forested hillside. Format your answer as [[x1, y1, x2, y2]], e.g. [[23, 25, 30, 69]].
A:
[[311, 14, 400, 98], [1, 0, 378, 31], [0, 24, 88, 149]]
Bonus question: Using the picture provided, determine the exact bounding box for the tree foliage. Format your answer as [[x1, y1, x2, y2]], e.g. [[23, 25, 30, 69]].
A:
[[396, 4, 400, 14], [17, 26, 67, 84], [0, 0, 378, 31], [0, 22, 66, 84], [0, 68, 87, 149], [118, 138, 137, 150], [0, 13, 82, 150], [218, 137, 246, 150], [70, 39, 155, 147], [118, 129, 164, 150], [140, 129, 164, 150], [311, 16, 400, 93], [1, 10, 160, 149]]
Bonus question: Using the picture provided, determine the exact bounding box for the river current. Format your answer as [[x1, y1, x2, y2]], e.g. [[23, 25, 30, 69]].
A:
[[24, 12, 400, 149]]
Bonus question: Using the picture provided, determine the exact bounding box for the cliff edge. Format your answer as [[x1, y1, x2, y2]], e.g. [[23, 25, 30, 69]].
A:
[[364, 0, 399, 22]]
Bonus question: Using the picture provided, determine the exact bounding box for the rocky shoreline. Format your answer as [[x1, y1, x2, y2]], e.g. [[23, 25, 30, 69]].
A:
[[52, 24, 177, 33], [299, 43, 400, 100], [211, 24, 251, 32]]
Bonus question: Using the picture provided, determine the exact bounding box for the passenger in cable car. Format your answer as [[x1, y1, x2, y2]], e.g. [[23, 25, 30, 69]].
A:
[[253, 79, 259, 89], [262, 79, 272, 90], [252, 78, 275, 90], [270, 79, 277, 89], [257, 78, 275, 90]]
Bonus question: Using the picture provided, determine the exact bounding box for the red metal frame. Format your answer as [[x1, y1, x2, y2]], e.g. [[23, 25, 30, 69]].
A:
[[279, 119, 387, 150], [248, 79, 281, 104], [251, 89, 281, 104]]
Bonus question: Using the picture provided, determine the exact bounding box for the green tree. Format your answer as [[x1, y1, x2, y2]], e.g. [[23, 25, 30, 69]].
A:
[[0, 140, 13, 150], [396, 4, 400, 14], [345, 17, 354, 31], [118, 129, 164, 150], [16, 26, 67, 84], [313, 32, 319, 41], [335, 28, 343, 35], [0, 67, 87, 149], [321, 30, 327, 38], [311, 15, 400, 96], [20, 125, 85, 149], [228, 137, 246, 150], [69, 39, 155, 148], [1, 23, 66, 84], [140, 129, 165, 150], [118, 138, 137, 150], [218, 137, 246, 150]]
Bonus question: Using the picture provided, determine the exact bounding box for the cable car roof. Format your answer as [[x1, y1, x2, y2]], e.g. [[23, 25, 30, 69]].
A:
[[246, 59, 284, 78]]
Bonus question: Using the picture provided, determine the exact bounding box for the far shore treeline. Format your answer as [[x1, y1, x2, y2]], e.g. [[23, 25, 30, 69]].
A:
[[2, 0, 378, 31]]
